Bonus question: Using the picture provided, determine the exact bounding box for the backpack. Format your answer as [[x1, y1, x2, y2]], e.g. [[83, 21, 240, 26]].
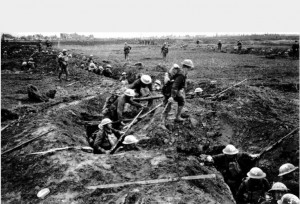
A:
[[243, 178, 266, 203]]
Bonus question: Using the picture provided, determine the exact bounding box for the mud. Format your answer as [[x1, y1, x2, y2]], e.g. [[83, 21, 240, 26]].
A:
[[1, 41, 299, 203]]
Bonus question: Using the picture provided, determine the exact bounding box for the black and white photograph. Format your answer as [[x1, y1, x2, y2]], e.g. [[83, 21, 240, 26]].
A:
[[1, 0, 299, 203]]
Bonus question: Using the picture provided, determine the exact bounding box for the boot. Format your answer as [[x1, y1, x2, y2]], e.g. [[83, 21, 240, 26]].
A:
[[175, 106, 184, 122]]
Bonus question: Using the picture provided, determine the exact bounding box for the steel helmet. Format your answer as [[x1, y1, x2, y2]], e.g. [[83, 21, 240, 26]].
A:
[[181, 59, 194, 68], [123, 135, 139, 144], [154, 80, 161, 86], [29, 58, 33, 61], [89, 63, 96, 68], [98, 118, 112, 128], [124, 89, 135, 97], [172, 64, 180, 69], [278, 163, 298, 176], [90, 54, 93, 57], [247, 167, 266, 179], [68, 54, 72, 58], [268, 182, 289, 192], [106, 64, 112, 68], [222, 144, 239, 155], [278, 194, 300, 204], [141, 75, 152, 84], [122, 72, 127, 75], [194, 88, 203, 93], [62, 49, 67, 52], [22, 62, 27, 66]]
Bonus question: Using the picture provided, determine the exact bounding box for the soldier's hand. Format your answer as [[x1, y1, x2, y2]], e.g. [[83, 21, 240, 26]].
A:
[[105, 150, 111, 154], [168, 97, 174, 103]]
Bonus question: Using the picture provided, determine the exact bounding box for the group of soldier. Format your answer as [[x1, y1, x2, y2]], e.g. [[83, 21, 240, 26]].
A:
[[203, 144, 299, 203]]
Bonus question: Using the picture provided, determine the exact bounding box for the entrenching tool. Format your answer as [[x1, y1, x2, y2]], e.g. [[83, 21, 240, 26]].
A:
[[110, 108, 144, 154], [27, 146, 94, 155], [254, 127, 299, 161], [85, 174, 216, 190]]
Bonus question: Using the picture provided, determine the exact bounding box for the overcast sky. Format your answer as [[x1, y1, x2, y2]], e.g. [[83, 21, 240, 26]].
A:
[[10, 32, 297, 39]]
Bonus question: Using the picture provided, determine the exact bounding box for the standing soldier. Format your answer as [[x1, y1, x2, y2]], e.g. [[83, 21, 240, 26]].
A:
[[161, 42, 169, 61], [161, 60, 193, 125], [128, 74, 153, 107], [278, 163, 299, 197], [218, 40, 222, 51], [124, 42, 132, 61], [261, 182, 289, 204], [292, 41, 299, 59], [236, 167, 270, 203], [237, 40, 242, 53], [205, 144, 259, 197], [58, 49, 70, 81]]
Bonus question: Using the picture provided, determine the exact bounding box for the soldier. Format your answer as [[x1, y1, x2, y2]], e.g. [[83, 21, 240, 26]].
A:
[[161, 42, 169, 61], [90, 118, 123, 154], [124, 42, 132, 60], [27, 57, 36, 69], [236, 167, 270, 203], [88, 62, 97, 72], [87, 55, 93, 63], [102, 64, 113, 78], [58, 49, 70, 81], [261, 182, 289, 204], [161, 60, 193, 125], [104, 89, 145, 128], [218, 40, 222, 51], [45, 40, 52, 48], [153, 79, 162, 91], [277, 194, 300, 204], [237, 41, 242, 53], [205, 144, 259, 196], [292, 41, 299, 59], [278, 163, 299, 197], [128, 74, 153, 107]]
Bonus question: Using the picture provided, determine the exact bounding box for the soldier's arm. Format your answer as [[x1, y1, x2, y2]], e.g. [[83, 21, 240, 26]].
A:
[[111, 128, 122, 138], [128, 80, 138, 89]]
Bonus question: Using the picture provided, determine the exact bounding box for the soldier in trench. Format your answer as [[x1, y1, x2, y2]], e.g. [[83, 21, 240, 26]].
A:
[[128, 74, 153, 108], [102, 89, 146, 128], [57, 49, 70, 81], [277, 163, 299, 197], [236, 167, 270, 203], [204, 144, 259, 197]]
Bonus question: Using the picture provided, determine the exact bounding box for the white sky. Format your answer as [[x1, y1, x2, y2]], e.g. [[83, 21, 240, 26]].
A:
[[9, 32, 298, 39]]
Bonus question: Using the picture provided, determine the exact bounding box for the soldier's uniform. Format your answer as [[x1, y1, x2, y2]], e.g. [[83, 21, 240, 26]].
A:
[[58, 50, 69, 80]]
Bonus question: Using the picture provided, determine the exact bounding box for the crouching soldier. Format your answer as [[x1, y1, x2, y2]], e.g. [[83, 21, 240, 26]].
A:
[[104, 89, 145, 128], [205, 144, 259, 197], [103, 64, 113, 77], [91, 118, 122, 154], [236, 167, 270, 203], [27, 57, 36, 69], [128, 74, 153, 107], [261, 182, 289, 204]]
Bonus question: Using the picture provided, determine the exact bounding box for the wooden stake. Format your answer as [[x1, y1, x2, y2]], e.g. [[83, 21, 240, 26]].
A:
[[86, 174, 216, 190], [2, 130, 54, 155]]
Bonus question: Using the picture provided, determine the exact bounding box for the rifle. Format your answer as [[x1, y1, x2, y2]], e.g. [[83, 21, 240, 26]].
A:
[[109, 108, 144, 154], [133, 95, 164, 102], [255, 127, 299, 161], [208, 79, 248, 100]]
